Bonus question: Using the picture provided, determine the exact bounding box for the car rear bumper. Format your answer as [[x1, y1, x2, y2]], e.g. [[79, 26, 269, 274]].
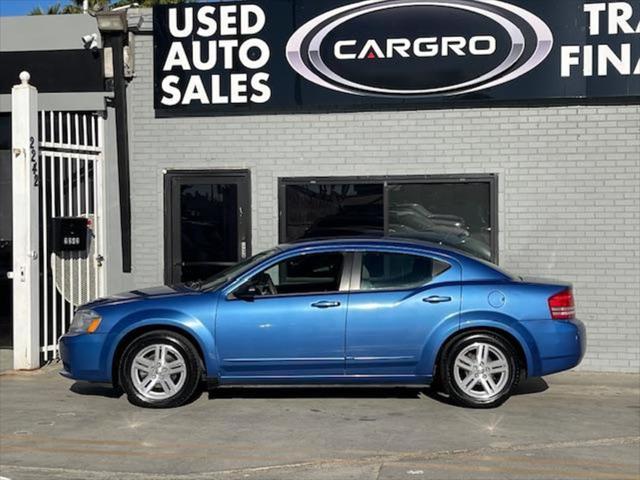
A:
[[59, 332, 111, 383], [527, 318, 586, 376]]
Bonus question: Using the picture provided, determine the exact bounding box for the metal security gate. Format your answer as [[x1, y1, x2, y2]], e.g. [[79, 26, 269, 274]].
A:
[[38, 111, 105, 360]]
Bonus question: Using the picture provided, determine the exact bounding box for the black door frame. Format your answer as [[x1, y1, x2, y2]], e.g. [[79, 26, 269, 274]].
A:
[[164, 169, 251, 285], [278, 174, 499, 263]]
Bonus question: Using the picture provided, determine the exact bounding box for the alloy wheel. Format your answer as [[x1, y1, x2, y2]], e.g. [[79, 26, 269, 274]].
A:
[[452, 342, 510, 400], [130, 344, 187, 401]]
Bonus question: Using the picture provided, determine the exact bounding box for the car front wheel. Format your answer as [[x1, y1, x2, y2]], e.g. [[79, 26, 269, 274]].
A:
[[442, 332, 520, 408], [119, 331, 202, 408]]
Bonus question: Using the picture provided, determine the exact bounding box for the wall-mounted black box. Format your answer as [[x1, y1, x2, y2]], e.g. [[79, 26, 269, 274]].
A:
[[51, 217, 87, 253]]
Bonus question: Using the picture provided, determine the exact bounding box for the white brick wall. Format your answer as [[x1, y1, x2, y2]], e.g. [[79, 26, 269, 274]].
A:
[[126, 34, 640, 372]]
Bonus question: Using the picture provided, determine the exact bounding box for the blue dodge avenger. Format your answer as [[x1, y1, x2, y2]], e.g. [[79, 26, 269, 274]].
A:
[[60, 238, 585, 408]]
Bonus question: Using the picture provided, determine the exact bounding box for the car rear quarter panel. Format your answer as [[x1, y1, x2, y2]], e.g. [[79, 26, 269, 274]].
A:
[[459, 281, 575, 377]]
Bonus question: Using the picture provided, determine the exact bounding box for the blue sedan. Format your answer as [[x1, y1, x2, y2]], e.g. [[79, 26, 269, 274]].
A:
[[60, 238, 586, 408]]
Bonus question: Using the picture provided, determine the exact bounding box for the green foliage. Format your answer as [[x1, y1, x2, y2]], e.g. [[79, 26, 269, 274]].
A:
[[29, 3, 62, 15]]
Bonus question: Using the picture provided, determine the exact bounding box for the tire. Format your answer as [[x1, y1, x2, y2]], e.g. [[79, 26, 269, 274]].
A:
[[441, 332, 520, 408], [119, 330, 202, 408]]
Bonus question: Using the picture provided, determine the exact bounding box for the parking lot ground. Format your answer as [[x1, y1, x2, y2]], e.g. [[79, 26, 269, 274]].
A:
[[0, 366, 638, 480]]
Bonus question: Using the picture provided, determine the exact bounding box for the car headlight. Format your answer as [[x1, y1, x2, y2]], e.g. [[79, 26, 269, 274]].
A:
[[69, 310, 102, 333]]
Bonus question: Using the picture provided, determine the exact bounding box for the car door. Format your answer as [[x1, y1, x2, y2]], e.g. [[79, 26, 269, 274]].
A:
[[345, 250, 461, 378], [215, 251, 351, 380]]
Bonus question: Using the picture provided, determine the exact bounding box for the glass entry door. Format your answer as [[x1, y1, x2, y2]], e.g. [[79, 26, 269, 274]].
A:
[[165, 171, 251, 284]]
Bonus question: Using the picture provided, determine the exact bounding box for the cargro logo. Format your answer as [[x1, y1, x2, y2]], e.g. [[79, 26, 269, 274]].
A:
[[285, 0, 554, 97]]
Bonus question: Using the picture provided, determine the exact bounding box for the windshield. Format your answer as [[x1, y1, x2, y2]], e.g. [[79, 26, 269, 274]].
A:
[[197, 248, 279, 291]]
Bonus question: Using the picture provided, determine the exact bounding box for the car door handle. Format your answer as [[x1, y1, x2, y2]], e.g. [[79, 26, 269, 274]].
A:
[[311, 301, 341, 309], [423, 296, 452, 304]]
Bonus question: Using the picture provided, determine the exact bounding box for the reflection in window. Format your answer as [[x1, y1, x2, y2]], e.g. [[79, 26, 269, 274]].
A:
[[180, 183, 238, 281], [360, 252, 449, 291], [285, 184, 383, 240], [282, 179, 494, 262], [388, 183, 491, 261]]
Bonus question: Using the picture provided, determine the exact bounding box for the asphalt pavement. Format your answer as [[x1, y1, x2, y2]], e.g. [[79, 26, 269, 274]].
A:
[[0, 366, 638, 480]]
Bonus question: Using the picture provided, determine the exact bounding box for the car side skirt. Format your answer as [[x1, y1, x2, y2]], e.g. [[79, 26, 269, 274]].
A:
[[217, 375, 433, 385]]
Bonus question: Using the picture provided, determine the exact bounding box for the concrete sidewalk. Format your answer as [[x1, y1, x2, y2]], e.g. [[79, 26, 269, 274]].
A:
[[0, 366, 638, 480], [0, 349, 12, 373]]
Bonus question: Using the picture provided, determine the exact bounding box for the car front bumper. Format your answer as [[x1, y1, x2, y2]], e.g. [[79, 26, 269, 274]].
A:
[[59, 332, 112, 383]]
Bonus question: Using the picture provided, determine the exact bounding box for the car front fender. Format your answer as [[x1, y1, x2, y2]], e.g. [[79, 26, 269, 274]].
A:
[[103, 308, 219, 382]]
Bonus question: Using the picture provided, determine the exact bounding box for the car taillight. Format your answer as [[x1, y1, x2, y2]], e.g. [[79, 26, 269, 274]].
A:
[[548, 288, 575, 320]]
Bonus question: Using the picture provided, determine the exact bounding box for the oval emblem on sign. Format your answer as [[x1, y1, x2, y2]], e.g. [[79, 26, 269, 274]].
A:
[[286, 0, 553, 97]]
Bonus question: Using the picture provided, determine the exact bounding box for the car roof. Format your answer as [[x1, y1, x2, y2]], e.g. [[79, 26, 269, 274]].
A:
[[281, 236, 468, 258], [278, 236, 511, 281]]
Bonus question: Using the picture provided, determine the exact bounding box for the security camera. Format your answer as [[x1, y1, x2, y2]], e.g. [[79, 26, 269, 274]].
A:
[[82, 33, 99, 51]]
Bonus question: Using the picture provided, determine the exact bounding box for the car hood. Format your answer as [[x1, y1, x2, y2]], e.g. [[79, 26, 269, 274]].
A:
[[82, 284, 196, 309]]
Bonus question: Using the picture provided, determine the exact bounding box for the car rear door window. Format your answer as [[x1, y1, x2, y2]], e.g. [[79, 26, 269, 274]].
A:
[[359, 252, 449, 291]]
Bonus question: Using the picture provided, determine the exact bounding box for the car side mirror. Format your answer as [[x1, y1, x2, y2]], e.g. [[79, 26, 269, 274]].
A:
[[234, 285, 258, 301]]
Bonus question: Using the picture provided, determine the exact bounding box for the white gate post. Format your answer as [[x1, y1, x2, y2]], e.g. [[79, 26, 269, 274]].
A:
[[11, 72, 40, 370]]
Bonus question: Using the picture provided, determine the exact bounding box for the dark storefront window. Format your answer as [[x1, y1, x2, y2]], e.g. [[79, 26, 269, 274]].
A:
[[284, 183, 383, 241], [280, 176, 497, 262]]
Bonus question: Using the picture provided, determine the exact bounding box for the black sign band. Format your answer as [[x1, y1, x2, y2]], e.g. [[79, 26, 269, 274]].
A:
[[153, 0, 640, 117]]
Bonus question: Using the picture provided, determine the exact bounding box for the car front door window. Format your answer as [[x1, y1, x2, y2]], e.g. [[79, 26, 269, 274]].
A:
[[236, 252, 345, 298]]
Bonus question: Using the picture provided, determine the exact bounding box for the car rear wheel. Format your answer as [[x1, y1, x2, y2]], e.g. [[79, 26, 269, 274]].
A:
[[441, 332, 520, 408], [119, 331, 202, 408]]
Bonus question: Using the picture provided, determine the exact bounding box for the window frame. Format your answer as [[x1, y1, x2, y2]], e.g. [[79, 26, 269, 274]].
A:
[[349, 250, 452, 293], [278, 174, 499, 264], [227, 251, 354, 300]]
